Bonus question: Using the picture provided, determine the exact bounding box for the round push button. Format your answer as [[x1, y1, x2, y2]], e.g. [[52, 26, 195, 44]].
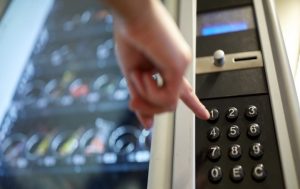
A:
[[229, 144, 242, 160], [230, 165, 244, 182], [213, 50, 225, 66], [209, 166, 223, 183], [208, 145, 221, 161], [226, 107, 238, 121], [208, 108, 219, 122], [245, 105, 258, 120], [207, 127, 220, 141], [227, 125, 240, 140], [252, 164, 267, 181], [248, 123, 261, 138], [249, 143, 264, 159]]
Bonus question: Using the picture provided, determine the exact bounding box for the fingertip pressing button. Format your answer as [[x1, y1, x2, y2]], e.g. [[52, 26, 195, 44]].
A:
[[208, 108, 219, 122]]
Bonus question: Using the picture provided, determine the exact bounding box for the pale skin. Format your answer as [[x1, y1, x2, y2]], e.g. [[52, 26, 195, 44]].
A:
[[103, 0, 210, 128]]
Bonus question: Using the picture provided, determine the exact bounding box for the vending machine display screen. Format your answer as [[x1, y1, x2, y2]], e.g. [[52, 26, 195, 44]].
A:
[[197, 6, 255, 36]]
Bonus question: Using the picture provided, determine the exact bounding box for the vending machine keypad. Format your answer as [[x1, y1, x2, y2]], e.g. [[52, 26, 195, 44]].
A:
[[196, 95, 284, 188]]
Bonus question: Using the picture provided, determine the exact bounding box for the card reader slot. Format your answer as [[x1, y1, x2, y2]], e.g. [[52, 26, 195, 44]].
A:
[[234, 56, 257, 62]]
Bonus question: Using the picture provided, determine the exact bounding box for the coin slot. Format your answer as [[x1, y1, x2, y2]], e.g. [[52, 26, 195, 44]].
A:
[[234, 56, 257, 62]]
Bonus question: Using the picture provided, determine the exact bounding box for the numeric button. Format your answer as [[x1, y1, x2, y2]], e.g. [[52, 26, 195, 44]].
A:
[[209, 166, 223, 183], [209, 108, 219, 122], [230, 165, 244, 182], [227, 125, 240, 140], [245, 105, 258, 120], [249, 143, 264, 159], [226, 107, 238, 121], [252, 164, 267, 181], [207, 127, 220, 141], [229, 144, 242, 160], [208, 145, 221, 161], [248, 123, 261, 138]]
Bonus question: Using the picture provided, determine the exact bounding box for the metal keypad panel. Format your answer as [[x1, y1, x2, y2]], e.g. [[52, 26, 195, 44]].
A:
[[196, 95, 284, 189]]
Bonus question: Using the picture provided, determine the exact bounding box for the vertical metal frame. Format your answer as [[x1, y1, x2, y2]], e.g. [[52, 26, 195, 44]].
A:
[[148, 0, 195, 189], [147, 1, 179, 189], [254, 0, 300, 188], [172, 0, 196, 188]]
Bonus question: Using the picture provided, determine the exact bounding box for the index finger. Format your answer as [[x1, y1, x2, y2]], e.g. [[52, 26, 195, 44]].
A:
[[180, 78, 210, 120]]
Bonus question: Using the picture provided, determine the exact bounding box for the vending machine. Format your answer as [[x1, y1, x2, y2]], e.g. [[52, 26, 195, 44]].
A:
[[0, 0, 151, 188], [1, 0, 300, 189], [149, 0, 300, 189]]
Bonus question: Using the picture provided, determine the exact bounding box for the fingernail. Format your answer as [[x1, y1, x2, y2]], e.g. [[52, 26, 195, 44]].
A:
[[144, 118, 154, 129], [204, 109, 210, 120]]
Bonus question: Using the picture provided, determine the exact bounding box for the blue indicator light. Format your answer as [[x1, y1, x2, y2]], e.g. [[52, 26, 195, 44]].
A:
[[201, 22, 248, 36]]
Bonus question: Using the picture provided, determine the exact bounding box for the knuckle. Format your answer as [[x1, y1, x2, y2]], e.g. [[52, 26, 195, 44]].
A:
[[178, 47, 192, 70], [164, 95, 178, 108]]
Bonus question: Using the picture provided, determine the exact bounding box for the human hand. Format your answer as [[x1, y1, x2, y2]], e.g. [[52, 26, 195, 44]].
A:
[[105, 0, 210, 128]]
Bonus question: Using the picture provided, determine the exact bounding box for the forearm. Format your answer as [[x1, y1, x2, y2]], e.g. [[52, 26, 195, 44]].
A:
[[102, 0, 153, 23]]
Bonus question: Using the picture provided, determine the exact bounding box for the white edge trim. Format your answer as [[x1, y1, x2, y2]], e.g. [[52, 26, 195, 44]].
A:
[[172, 0, 195, 189], [254, 0, 299, 188]]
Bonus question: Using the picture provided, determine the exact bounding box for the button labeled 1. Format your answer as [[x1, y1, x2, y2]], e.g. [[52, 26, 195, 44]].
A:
[[209, 108, 219, 122]]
